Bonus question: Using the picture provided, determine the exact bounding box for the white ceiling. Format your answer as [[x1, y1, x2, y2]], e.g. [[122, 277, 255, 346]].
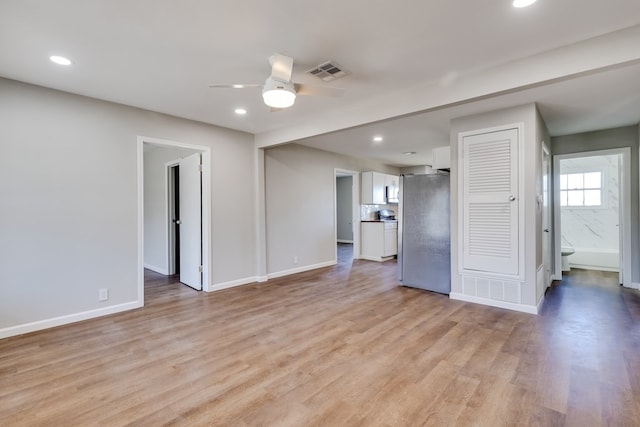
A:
[[297, 61, 640, 166], [1, 1, 639, 166]]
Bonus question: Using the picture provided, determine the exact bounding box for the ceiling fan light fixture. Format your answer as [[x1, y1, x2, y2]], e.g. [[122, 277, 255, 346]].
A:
[[262, 78, 296, 108]]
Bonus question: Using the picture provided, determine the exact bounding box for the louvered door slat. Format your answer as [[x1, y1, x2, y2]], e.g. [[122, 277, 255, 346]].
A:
[[462, 128, 519, 275]]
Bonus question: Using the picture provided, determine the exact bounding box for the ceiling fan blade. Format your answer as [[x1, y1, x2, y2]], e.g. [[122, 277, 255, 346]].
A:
[[294, 83, 344, 98], [269, 53, 294, 82], [207, 83, 262, 89]]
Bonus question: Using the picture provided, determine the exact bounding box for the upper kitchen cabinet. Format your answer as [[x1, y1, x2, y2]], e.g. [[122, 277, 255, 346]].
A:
[[361, 171, 386, 204], [385, 174, 399, 203], [361, 171, 399, 204], [432, 146, 451, 170]]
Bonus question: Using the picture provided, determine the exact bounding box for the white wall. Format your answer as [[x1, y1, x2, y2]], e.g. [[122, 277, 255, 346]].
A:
[[0, 78, 256, 337], [450, 103, 547, 312], [143, 145, 200, 274], [264, 143, 399, 276]]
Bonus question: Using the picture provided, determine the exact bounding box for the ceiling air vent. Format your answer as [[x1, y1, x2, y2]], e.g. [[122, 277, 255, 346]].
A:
[[306, 61, 349, 82]]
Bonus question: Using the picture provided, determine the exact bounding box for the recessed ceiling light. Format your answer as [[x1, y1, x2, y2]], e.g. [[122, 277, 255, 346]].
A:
[[512, 0, 537, 8], [234, 108, 247, 115], [232, 84, 245, 89], [373, 136, 383, 142], [403, 151, 417, 156], [50, 55, 72, 66]]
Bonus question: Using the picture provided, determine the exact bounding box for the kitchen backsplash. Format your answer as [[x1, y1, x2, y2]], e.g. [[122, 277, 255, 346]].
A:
[[361, 204, 397, 220]]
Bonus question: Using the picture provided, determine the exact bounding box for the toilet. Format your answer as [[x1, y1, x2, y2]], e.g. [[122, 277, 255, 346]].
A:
[[561, 247, 575, 271]]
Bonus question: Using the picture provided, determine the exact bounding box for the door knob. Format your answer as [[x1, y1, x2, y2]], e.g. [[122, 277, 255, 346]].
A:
[[544, 229, 549, 232], [509, 195, 516, 201]]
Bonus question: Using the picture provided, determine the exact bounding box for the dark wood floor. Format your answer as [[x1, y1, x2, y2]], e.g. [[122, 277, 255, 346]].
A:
[[1, 262, 639, 426]]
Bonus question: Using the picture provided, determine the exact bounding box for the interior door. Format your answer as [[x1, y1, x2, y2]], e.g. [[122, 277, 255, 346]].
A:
[[462, 128, 519, 275], [542, 145, 552, 287], [178, 153, 202, 290]]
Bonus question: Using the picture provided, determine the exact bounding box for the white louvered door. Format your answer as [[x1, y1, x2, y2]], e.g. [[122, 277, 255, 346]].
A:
[[462, 128, 519, 275]]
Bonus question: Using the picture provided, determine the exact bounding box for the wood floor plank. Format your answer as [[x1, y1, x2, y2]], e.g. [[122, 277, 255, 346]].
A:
[[1, 260, 639, 426]]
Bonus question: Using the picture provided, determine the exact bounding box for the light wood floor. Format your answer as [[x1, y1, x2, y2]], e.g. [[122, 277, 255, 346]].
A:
[[1, 262, 639, 426]]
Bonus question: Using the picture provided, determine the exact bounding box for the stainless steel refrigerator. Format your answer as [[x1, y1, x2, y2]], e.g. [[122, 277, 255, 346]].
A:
[[398, 173, 451, 294]]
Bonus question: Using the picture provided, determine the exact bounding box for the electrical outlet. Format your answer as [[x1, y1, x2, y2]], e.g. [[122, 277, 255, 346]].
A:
[[98, 288, 109, 301], [293, 256, 299, 265]]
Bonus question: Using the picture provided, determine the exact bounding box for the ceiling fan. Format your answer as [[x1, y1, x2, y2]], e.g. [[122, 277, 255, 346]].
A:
[[208, 53, 344, 110]]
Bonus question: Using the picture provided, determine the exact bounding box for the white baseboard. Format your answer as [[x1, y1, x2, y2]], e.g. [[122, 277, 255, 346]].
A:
[[208, 276, 259, 292], [0, 301, 143, 340], [144, 263, 168, 275], [536, 294, 546, 313], [449, 292, 538, 315], [626, 282, 640, 290], [268, 261, 337, 280], [337, 239, 353, 244], [208, 261, 341, 291]]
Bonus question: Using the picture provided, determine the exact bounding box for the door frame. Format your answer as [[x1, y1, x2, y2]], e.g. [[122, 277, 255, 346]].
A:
[[542, 143, 552, 287], [552, 148, 631, 287], [334, 168, 360, 261], [138, 136, 212, 303]]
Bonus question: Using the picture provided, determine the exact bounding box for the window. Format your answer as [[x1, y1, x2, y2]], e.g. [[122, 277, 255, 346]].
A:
[[560, 172, 602, 207]]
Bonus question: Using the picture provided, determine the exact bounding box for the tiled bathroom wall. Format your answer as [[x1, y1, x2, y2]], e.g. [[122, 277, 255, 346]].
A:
[[560, 154, 619, 271]]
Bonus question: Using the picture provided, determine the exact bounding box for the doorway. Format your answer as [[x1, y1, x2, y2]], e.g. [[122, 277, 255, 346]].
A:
[[334, 169, 360, 264], [167, 163, 180, 275], [553, 148, 631, 287], [138, 136, 212, 302]]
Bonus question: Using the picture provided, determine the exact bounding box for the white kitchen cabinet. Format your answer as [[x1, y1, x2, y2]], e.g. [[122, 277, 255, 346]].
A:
[[384, 174, 399, 203], [362, 171, 400, 204], [361, 221, 397, 261], [384, 174, 398, 188], [383, 225, 398, 257], [432, 146, 451, 170], [361, 171, 386, 204]]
